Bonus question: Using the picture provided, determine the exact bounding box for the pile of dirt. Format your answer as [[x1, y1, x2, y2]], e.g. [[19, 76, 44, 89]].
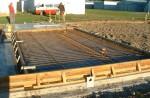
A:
[[73, 21, 150, 52]]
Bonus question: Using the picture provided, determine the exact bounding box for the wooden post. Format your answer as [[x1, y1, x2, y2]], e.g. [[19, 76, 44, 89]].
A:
[[136, 63, 142, 72], [36, 74, 41, 87], [111, 66, 115, 77], [62, 72, 66, 83], [91, 68, 95, 77]]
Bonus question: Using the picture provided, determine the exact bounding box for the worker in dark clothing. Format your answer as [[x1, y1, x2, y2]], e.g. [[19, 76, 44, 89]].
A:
[[58, 2, 65, 22]]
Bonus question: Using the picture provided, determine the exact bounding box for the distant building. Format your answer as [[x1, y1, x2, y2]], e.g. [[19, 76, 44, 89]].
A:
[[21, 0, 85, 14], [87, 0, 149, 12], [0, 0, 85, 17]]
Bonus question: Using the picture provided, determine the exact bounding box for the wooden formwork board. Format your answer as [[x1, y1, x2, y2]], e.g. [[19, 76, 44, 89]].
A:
[[0, 59, 150, 91]]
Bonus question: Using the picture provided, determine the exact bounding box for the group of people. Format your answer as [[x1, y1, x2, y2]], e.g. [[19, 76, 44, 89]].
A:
[[8, 2, 65, 24]]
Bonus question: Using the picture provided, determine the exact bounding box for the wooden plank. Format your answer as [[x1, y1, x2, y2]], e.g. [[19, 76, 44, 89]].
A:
[[94, 71, 111, 76], [65, 68, 91, 76], [38, 71, 62, 78], [140, 59, 150, 65], [0, 59, 149, 91], [9, 74, 36, 87], [113, 63, 136, 69], [93, 65, 111, 72], [17, 28, 73, 33], [37, 71, 62, 84], [115, 67, 136, 73], [66, 75, 86, 80], [115, 71, 140, 77], [141, 65, 150, 71], [141, 64, 150, 68], [39, 78, 62, 83]]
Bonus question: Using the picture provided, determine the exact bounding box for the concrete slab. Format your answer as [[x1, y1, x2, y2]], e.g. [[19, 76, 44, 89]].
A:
[[0, 42, 16, 77]]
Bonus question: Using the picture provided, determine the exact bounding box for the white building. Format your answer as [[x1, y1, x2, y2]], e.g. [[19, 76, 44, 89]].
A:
[[22, 0, 85, 14], [0, 0, 85, 16], [0, 0, 19, 16]]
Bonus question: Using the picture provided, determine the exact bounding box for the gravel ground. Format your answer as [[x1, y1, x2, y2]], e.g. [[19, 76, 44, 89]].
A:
[[72, 21, 150, 52]]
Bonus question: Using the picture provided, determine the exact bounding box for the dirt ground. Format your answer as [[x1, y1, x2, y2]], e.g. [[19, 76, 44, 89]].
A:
[[72, 21, 150, 52]]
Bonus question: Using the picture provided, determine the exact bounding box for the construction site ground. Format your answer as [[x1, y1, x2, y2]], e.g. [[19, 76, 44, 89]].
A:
[[72, 21, 150, 52], [0, 21, 150, 98], [35, 77, 150, 98]]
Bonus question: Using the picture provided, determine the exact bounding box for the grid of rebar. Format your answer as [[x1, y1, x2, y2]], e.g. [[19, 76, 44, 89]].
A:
[[16, 29, 146, 71]]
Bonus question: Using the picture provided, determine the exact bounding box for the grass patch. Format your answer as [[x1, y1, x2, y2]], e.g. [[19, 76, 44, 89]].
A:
[[66, 9, 147, 22], [0, 9, 147, 24]]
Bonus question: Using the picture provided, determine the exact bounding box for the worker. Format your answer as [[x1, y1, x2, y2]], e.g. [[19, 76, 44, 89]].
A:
[[8, 2, 15, 24], [58, 2, 65, 22]]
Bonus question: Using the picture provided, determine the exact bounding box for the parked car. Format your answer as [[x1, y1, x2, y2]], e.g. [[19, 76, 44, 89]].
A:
[[35, 4, 59, 15]]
